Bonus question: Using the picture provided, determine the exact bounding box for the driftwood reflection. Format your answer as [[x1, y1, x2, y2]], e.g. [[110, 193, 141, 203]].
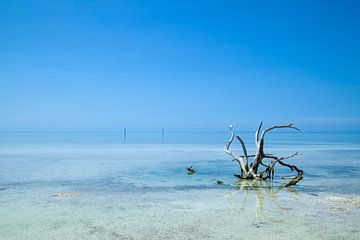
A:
[[224, 179, 299, 221]]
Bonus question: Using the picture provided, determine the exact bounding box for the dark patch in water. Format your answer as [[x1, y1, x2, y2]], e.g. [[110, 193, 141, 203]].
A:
[[252, 221, 267, 228], [173, 184, 231, 191], [0, 187, 8, 191]]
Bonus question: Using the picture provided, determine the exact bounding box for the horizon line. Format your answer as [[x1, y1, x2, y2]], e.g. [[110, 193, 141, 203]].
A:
[[0, 130, 360, 134]]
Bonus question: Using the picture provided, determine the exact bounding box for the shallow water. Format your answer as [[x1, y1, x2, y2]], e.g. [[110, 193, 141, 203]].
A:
[[0, 132, 359, 239]]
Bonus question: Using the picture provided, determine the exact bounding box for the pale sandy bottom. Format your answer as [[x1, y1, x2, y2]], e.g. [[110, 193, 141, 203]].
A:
[[1, 186, 359, 240], [1, 139, 360, 240]]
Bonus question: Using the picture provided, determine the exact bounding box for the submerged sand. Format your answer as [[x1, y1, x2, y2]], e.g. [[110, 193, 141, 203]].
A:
[[1, 138, 360, 239], [1, 185, 359, 240]]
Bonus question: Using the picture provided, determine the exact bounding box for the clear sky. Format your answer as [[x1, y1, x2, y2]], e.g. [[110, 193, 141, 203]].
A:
[[0, 0, 359, 131]]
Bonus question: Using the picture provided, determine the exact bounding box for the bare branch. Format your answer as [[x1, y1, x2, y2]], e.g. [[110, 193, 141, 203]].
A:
[[234, 174, 247, 179], [236, 136, 249, 168], [224, 124, 248, 174], [264, 152, 301, 161], [224, 124, 234, 146], [261, 152, 303, 186], [255, 121, 263, 146], [279, 152, 302, 161], [260, 123, 300, 145], [283, 175, 303, 187], [277, 159, 303, 175], [264, 123, 300, 133], [237, 154, 256, 158]]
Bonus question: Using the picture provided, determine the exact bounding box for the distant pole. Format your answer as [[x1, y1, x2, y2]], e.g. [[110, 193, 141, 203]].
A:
[[123, 128, 127, 143], [162, 128, 165, 143]]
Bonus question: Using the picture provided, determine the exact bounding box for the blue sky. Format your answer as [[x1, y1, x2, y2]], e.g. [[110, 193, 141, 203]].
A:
[[0, 0, 359, 131]]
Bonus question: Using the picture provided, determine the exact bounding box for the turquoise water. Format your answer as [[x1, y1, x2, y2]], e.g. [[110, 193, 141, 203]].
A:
[[0, 132, 360, 239]]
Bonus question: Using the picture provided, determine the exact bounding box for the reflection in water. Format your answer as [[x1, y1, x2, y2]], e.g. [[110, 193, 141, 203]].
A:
[[224, 180, 300, 222]]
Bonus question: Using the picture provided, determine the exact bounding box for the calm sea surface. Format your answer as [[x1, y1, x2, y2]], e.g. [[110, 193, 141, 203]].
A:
[[0, 132, 359, 239]]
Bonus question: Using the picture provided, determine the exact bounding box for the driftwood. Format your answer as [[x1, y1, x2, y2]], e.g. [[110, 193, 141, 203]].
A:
[[216, 180, 224, 185], [186, 165, 196, 174], [224, 122, 303, 187]]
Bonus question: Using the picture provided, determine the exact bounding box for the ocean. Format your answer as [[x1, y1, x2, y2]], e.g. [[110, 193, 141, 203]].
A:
[[0, 131, 359, 239]]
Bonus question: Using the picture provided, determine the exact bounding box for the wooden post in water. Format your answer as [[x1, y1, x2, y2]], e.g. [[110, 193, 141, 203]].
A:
[[162, 128, 165, 143], [123, 128, 127, 143]]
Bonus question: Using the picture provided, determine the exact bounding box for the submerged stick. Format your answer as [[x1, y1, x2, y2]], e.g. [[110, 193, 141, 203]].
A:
[[186, 165, 196, 174]]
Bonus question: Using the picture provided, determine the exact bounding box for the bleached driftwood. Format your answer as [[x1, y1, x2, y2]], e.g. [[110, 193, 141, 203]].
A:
[[224, 122, 303, 187]]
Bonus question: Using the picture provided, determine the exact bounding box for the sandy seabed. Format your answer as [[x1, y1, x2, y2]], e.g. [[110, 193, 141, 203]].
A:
[[1, 185, 359, 240], [1, 135, 360, 239]]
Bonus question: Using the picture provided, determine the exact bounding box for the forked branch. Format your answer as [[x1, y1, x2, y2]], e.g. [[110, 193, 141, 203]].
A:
[[224, 125, 249, 174]]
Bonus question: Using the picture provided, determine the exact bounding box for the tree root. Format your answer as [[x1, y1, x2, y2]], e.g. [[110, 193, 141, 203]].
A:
[[225, 122, 304, 187]]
